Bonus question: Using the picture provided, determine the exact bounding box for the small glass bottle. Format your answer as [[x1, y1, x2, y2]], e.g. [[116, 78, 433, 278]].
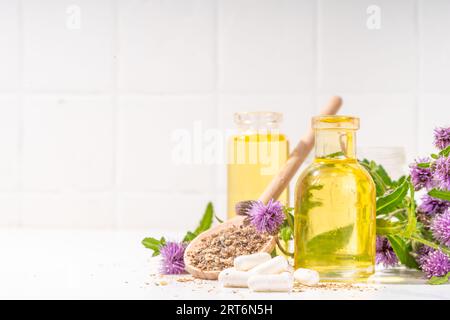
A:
[[294, 116, 376, 281], [227, 112, 289, 218]]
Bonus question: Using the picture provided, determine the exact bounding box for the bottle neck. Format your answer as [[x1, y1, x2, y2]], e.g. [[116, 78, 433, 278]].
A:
[[234, 112, 282, 134], [236, 123, 280, 134], [315, 129, 357, 160]]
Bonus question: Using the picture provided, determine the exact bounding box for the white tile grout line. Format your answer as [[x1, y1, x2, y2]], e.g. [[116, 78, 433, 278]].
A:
[[213, 0, 220, 199], [17, 0, 24, 228], [414, 0, 421, 156], [315, 0, 320, 112], [0, 89, 218, 96], [112, 0, 119, 229]]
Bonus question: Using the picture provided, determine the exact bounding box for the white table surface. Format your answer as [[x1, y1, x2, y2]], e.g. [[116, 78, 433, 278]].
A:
[[0, 229, 449, 300]]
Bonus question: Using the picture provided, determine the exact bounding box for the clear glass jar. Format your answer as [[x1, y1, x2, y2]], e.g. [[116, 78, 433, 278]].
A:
[[227, 112, 289, 218], [359, 147, 407, 180], [294, 116, 376, 281]]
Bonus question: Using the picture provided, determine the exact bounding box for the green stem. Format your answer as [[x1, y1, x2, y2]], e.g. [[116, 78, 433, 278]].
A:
[[275, 236, 294, 257], [403, 181, 416, 238], [381, 208, 408, 220], [283, 209, 294, 231], [410, 235, 450, 256]]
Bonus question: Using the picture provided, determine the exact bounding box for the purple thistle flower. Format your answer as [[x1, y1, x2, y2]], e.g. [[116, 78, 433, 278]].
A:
[[420, 249, 450, 279], [419, 195, 450, 216], [434, 156, 450, 190], [160, 241, 186, 275], [376, 236, 398, 267], [416, 245, 433, 266], [431, 210, 450, 247], [248, 199, 284, 235], [434, 127, 450, 150], [410, 158, 434, 191]]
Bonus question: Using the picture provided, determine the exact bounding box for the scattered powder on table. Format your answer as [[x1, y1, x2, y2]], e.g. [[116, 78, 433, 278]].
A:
[[293, 282, 376, 292], [176, 277, 195, 283], [187, 224, 271, 271]]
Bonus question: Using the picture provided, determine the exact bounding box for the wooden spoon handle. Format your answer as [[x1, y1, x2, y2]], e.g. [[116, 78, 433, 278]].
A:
[[258, 96, 343, 204]]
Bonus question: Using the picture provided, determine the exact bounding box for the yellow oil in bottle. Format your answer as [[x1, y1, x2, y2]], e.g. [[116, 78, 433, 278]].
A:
[[294, 116, 376, 281], [227, 113, 289, 218]]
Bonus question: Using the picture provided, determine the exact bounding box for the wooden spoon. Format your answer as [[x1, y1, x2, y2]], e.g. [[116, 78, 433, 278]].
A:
[[183, 215, 276, 280], [184, 96, 343, 280]]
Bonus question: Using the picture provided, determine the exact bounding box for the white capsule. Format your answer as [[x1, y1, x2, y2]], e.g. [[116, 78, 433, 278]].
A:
[[234, 252, 271, 271], [248, 272, 293, 292], [218, 268, 250, 288], [249, 256, 289, 275], [293, 268, 320, 286]]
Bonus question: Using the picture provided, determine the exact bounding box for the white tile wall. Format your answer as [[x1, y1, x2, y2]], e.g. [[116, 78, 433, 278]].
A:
[[22, 96, 114, 191], [117, 95, 216, 193], [420, 0, 450, 93], [0, 1, 20, 91], [22, 0, 114, 92], [0, 0, 448, 229], [219, 0, 316, 93], [317, 94, 418, 160], [0, 95, 21, 190], [319, 0, 417, 93], [418, 94, 450, 155], [21, 192, 115, 228], [118, 0, 215, 93], [117, 192, 216, 231], [0, 194, 20, 227]]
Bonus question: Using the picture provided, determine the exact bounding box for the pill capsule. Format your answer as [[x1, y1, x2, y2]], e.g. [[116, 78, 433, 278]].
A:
[[293, 268, 320, 286], [248, 272, 293, 292], [249, 256, 289, 275], [218, 268, 250, 288], [234, 252, 271, 271]]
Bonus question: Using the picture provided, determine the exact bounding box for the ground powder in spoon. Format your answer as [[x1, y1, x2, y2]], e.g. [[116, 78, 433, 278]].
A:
[[187, 224, 271, 272]]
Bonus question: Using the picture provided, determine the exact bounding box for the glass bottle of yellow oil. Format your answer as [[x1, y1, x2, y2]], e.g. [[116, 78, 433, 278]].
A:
[[294, 116, 376, 281], [227, 112, 289, 218]]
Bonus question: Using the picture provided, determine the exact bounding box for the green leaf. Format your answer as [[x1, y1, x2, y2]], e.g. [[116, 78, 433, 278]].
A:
[[402, 181, 417, 238], [324, 151, 345, 158], [386, 235, 418, 269], [299, 185, 323, 216], [359, 159, 388, 196], [431, 153, 439, 160], [142, 237, 161, 250], [417, 162, 430, 168], [270, 249, 277, 258], [393, 175, 407, 187], [282, 206, 295, 231], [141, 236, 166, 256], [376, 164, 394, 187], [307, 224, 354, 255], [279, 226, 293, 242], [376, 180, 409, 215], [376, 218, 407, 236], [439, 146, 450, 157], [182, 231, 197, 242], [194, 202, 214, 234], [283, 206, 294, 215], [428, 272, 450, 285], [182, 202, 215, 242], [142, 202, 215, 256], [428, 189, 450, 201]]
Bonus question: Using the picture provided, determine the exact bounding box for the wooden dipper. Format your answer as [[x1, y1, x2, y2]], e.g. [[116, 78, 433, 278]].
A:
[[184, 96, 343, 280]]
